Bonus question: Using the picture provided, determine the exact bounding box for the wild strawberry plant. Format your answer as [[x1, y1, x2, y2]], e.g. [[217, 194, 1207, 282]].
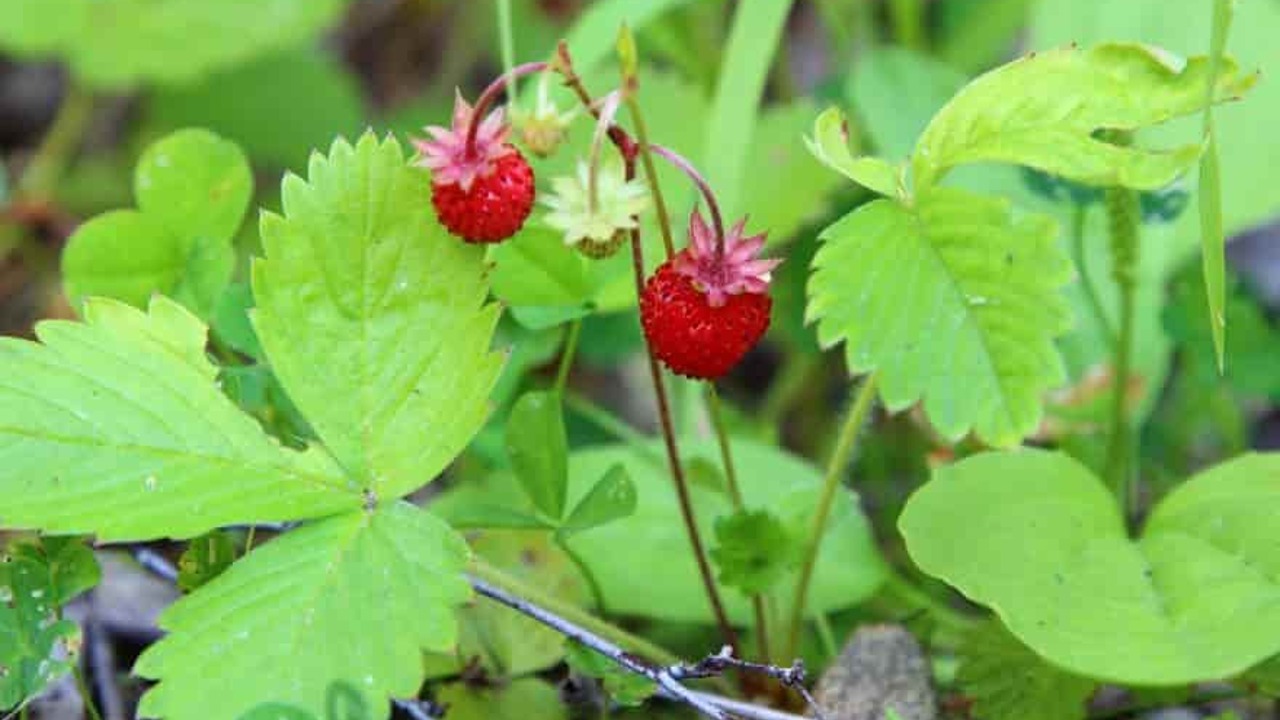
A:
[[1, 1, 1279, 719]]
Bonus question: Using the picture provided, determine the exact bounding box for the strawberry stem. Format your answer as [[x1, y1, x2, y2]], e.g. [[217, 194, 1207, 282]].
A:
[[651, 144, 727, 259], [625, 155, 741, 660], [464, 60, 549, 157]]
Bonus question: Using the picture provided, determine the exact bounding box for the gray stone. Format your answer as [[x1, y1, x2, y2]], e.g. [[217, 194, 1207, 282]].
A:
[[810, 624, 936, 720]]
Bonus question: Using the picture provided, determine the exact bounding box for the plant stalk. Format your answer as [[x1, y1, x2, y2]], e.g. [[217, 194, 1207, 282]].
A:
[[706, 383, 772, 662], [651, 143, 727, 258], [783, 372, 879, 659], [620, 78, 677, 259], [625, 157, 739, 655], [464, 61, 549, 154], [1102, 131, 1140, 522], [554, 319, 582, 395], [1070, 204, 1117, 352]]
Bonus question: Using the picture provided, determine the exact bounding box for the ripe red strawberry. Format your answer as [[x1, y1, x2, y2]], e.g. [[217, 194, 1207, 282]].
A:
[[414, 92, 535, 244], [640, 209, 780, 380], [430, 148, 535, 243]]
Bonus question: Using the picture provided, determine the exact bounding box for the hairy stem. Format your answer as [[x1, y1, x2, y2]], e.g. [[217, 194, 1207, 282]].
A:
[[784, 373, 879, 659], [706, 384, 772, 661], [1102, 131, 1140, 523], [651, 143, 727, 258], [626, 157, 739, 655], [587, 92, 623, 213], [18, 81, 93, 199], [554, 319, 582, 395]]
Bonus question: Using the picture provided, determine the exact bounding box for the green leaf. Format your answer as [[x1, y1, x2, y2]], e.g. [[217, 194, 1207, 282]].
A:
[[561, 0, 694, 74], [177, 530, 237, 593], [957, 620, 1095, 720], [63, 128, 250, 319], [10, 536, 100, 607], [702, 0, 794, 216], [565, 641, 657, 707], [252, 133, 502, 498], [0, 556, 80, 711], [562, 439, 886, 624], [0, 296, 357, 541], [912, 43, 1258, 193], [804, 107, 900, 198], [149, 45, 365, 170], [436, 679, 567, 720], [848, 47, 968, 161], [901, 449, 1280, 684], [506, 391, 570, 520], [807, 187, 1071, 447], [709, 509, 798, 596], [1198, 0, 1236, 371], [558, 464, 637, 539], [136, 502, 471, 718], [939, 0, 1038, 74], [0, 0, 346, 88]]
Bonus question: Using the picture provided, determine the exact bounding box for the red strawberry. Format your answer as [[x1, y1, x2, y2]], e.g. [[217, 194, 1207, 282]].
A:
[[430, 148, 535, 244], [414, 92, 535, 244], [640, 209, 781, 380]]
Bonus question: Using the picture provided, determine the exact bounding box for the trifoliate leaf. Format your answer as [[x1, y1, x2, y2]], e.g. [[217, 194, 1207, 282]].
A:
[[0, 0, 346, 89], [558, 464, 637, 539], [565, 641, 657, 707], [0, 556, 80, 711], [807, 187, 1071, 447], [913, 43, 1258, 192], [0, 296, 358, 541], [63, 129, 249, 319], [709, 509, 799, 596], [136, 502, 471, 718], [506, 391, 570, 520], [176, 530, 237, 593], [437, 679, 567, 720], [901, 449, 1280, 684], [9, 536, 100, 607], [253, 133, 502, 499], [957, 620, 1095, 720]]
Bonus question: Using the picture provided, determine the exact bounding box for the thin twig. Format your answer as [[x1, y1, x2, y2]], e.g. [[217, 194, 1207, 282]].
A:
[[672, 646, 827, 720], [469, 575, 730, 719], [392, 698, 446, 719]]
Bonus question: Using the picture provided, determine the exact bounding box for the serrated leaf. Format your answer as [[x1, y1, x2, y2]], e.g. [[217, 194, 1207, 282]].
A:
[[709, 509, 798, 596], [807, 187, 1071, 447], [565, 641, 657, 707], [913, 43, 1258, 192], [0, 556, 80, 711], [561, 439, 886, 624], [150, 45, 365, 171], [63, 128, 249, 319], [0, 296, 357, 541], [437, 679, 567, 720], [506, 391, 569, 519], [0, 0, 346, 89], [10, 536, 100, 607], [136, 502, 471, 718], [558, 464, 637, 539], [957, 620, 1095, 720], [177, 530, 237, 593], [804, 107, 899, 198], [253, 133, 502, 498], [901, 449, 1280, 684]]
